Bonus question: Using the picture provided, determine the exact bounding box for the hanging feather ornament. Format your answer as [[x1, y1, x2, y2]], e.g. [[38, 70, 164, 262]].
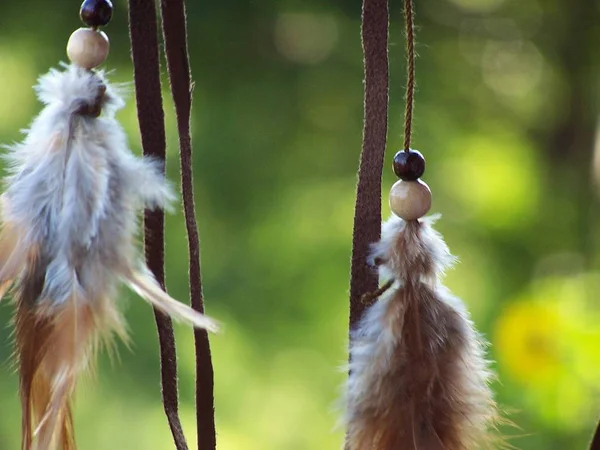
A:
[[343, 1, 499, 449], [1, 1, 217, 449], [345, 211, 499, 449]]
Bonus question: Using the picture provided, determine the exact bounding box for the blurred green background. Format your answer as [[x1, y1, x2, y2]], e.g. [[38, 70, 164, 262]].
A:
[[0, 0, 599, 448]]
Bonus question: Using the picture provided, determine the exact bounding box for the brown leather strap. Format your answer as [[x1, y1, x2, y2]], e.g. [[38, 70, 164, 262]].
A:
[[128, 1, 189, 449], [349, 0, 390, 331], [159, 0, 216, 448]]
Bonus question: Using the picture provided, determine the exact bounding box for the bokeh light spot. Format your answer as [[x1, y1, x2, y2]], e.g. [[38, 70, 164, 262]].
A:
[[449, 0, 507, 13], [274, 13, 339, 64], [440, 131, 540, 229]]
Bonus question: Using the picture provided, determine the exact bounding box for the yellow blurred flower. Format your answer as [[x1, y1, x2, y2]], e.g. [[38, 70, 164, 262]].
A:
[[494, 275, 600, 429], [494, 300, 564, 385]]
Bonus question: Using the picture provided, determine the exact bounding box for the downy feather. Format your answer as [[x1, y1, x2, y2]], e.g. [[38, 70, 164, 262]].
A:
[[344, 216, 499, 450], [1, 64, 217, 450]]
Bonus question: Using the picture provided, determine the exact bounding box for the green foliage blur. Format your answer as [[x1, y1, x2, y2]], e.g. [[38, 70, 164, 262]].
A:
[[0, 0, 599, 448]]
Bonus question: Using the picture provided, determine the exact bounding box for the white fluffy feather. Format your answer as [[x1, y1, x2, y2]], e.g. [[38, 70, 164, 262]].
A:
[[3, 63, 213, 323], [1, 64, 217, 450]]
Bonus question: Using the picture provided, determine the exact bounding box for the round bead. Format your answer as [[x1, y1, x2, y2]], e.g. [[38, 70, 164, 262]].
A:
[[67, 28, 110, 69], [389, 179, 432, 221], [80, 0, 113, 28], [392, 149, 425, 181]]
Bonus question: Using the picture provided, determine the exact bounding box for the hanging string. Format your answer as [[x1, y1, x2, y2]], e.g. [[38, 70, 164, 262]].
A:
[[128, 1, 189, 449], [403, 0, 416, 152], [159, 1, 216, 449], [360, 279, 394, 305], [348, 0, 390, 331]]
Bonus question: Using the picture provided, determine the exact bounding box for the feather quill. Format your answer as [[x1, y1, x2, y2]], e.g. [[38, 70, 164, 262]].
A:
[[1, 64, 217, 450], [344, 216, 498, 450]]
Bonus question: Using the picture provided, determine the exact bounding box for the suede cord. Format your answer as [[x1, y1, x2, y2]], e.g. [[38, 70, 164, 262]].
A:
[[128, 1, 189, 449], [590, 421, 600, 450], [348, 0, 390, 331], [159, 0, 216, 448]]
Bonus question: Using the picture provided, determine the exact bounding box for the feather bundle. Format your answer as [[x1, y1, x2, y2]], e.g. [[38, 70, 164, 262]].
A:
[[344, 216, 498, 450], [0, 64, 217, 450]]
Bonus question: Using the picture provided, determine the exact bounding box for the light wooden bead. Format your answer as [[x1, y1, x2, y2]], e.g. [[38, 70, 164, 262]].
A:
[[67, 28, 109, 69], [389, 179, 432, 221]]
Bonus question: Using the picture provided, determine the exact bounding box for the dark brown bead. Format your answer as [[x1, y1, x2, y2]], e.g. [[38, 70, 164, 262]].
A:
[[392, 149, 425, 180], [80, 0, 113, 28]]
